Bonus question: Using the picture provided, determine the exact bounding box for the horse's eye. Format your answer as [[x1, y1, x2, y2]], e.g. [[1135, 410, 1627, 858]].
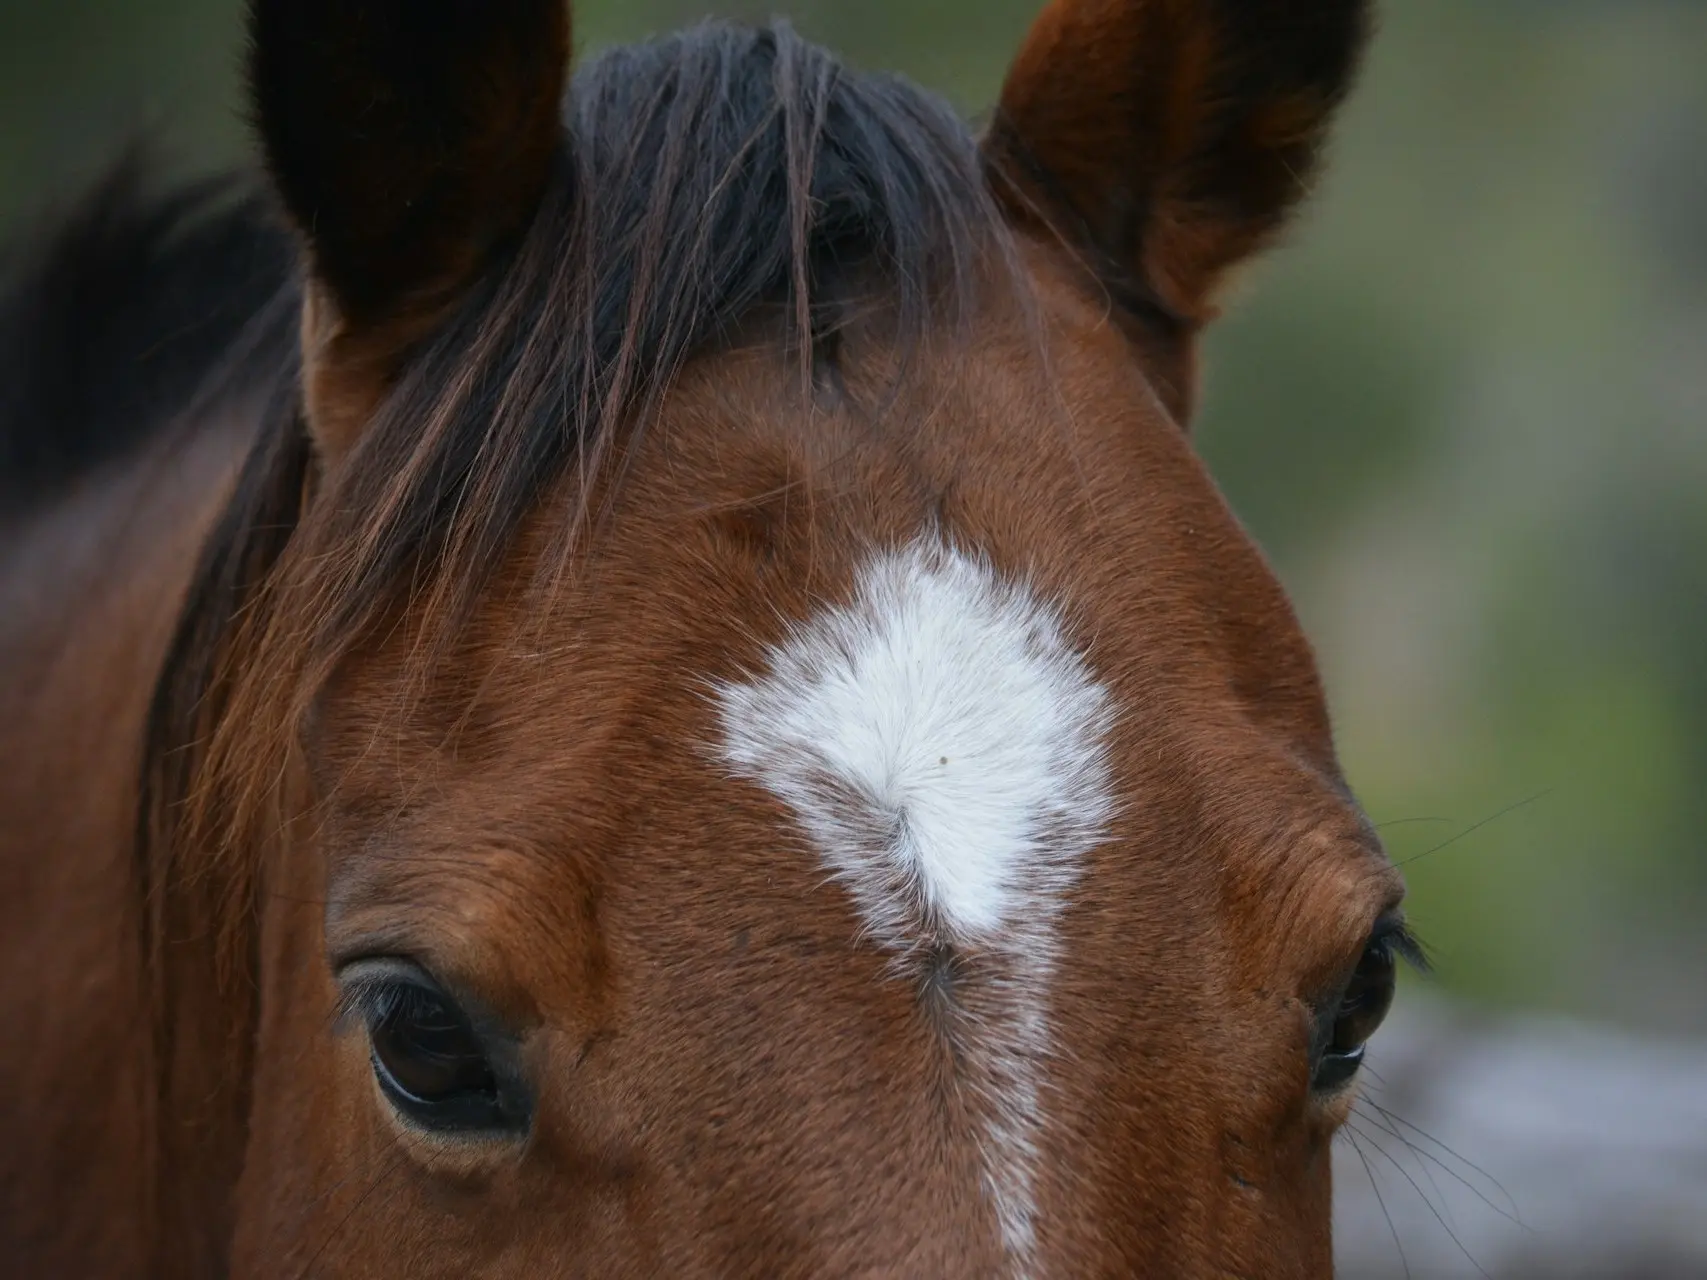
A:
[[1311, 932, 1400, 1094], [345, 967, 521, 1134]]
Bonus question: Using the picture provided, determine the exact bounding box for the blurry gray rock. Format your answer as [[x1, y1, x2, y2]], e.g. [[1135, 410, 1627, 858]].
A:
[[1335, 996, 1707, 1278]]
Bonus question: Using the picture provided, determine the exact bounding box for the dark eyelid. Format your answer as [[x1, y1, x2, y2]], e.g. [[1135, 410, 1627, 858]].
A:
[[336, 966, 420, 1016], [1307, 912, 1426, 1019], [334, 956, 439, 1035], [332, 955, 519, 1046], [1369, 912, 1431, 975]]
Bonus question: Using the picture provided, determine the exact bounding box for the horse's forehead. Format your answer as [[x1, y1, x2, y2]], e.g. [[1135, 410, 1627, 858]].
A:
[[353, 274, 1336, 852], [715, 537, 1115, 948]]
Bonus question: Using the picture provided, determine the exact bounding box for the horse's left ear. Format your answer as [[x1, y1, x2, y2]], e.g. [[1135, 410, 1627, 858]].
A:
[[985, 0, 1372, 329], [249, 0, 570, 463]]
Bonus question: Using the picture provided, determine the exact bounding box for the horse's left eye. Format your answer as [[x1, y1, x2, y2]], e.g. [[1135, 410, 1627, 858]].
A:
[[1311, 935, 1399, 1093]]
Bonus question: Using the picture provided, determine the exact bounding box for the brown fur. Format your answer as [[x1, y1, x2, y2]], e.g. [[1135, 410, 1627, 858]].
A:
[[1, 3, 1401, 1275]]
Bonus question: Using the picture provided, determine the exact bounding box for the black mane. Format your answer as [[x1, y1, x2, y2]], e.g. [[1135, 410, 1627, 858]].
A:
[[0, 160, 294, 517], [263, 20, 1001, 651], [9, 19, 1000, 648], [3, 23, 997, 582]]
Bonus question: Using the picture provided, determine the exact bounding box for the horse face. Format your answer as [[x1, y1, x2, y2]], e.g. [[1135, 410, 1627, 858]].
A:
[[231, 1, 1403, 1275]]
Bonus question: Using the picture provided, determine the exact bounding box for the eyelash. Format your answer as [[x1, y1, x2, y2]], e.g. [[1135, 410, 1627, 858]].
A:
[[1372, 919, 1430, 975], [334, 968, 437, 1033]]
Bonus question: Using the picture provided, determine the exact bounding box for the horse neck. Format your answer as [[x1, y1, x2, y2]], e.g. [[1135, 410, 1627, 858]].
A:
[[0, 406, 260, 1275]]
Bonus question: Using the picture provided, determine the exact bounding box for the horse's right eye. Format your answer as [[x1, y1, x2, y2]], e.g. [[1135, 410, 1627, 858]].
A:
[[341, 964, 525, 1135], [1310, 917, 1423, 1095]]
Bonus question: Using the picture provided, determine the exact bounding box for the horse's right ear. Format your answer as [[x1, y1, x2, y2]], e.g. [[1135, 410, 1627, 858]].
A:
[[248, 0, 570, 464]]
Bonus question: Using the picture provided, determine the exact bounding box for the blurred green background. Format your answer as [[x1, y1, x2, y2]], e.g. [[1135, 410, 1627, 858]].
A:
[[3, 0, 1702, 1030]]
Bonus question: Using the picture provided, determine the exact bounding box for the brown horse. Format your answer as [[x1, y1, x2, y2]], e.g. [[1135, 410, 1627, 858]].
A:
[[0, 1, 1419, 1275]]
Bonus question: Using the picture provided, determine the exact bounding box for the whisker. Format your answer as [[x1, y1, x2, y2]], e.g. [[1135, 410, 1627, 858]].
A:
[[1345, 1127, 1412, 1280], [1364, 1099, 1525, 1227], [1355, 1107, 1459, 1235], [1398, 790, 1554, 868], [298, 1137, 409, 1278], [1351, 1117, 1492, 1280]]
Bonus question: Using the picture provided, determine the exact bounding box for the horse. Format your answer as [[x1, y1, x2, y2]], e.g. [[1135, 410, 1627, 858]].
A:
[[0, 1, 1418, 1275]]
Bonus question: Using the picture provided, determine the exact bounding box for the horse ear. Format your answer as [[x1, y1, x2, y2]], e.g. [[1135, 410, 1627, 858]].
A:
[[985, 0, 1371, 328], [248, 0, 570, 463]]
